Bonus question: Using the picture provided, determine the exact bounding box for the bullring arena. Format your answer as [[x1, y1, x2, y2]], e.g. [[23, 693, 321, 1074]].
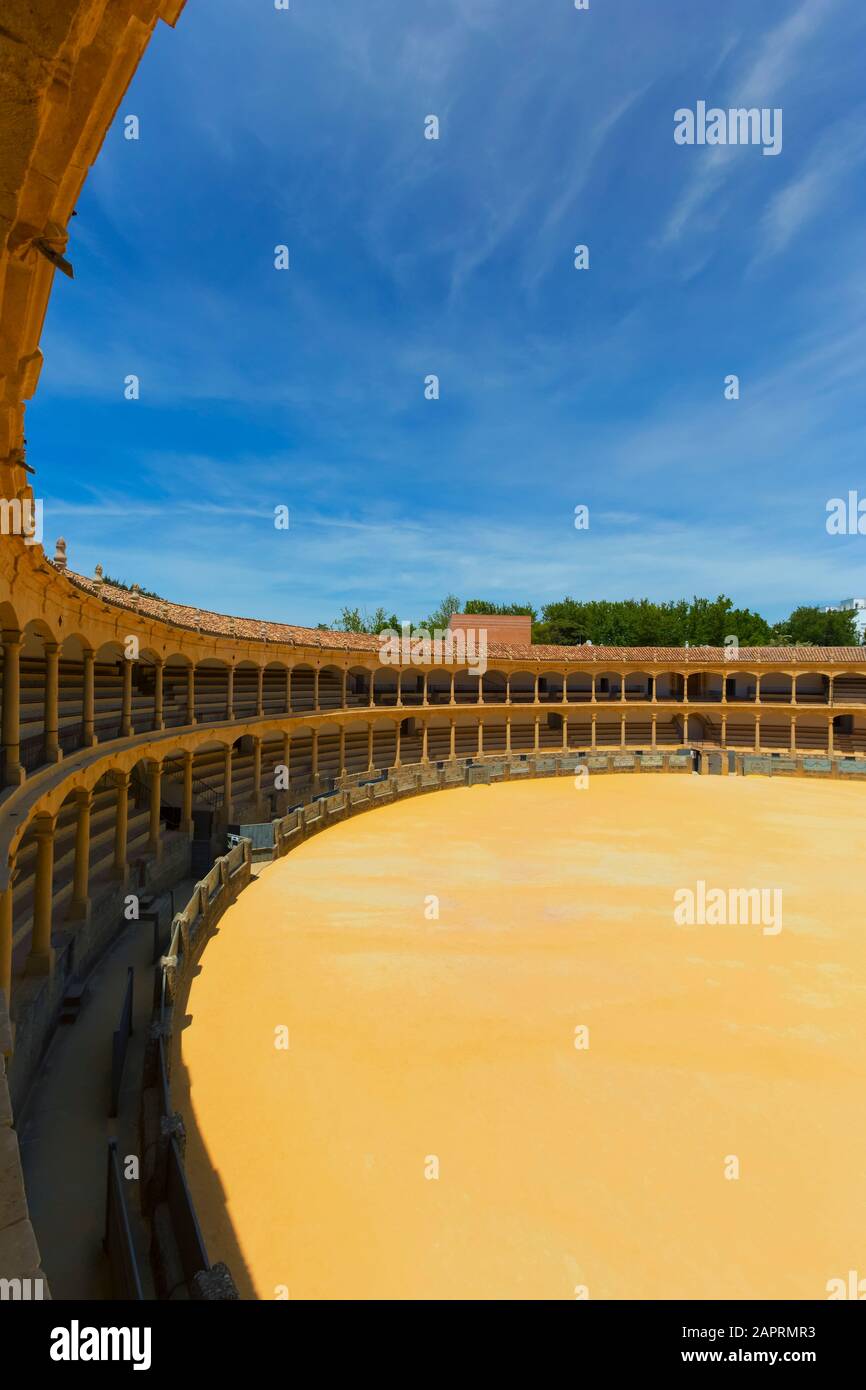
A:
[[0, 0, 865, 1304]]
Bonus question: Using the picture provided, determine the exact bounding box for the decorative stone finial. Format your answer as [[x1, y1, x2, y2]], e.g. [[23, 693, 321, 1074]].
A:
[[93, 563, 104, 587], [53, 537, 67, 570]]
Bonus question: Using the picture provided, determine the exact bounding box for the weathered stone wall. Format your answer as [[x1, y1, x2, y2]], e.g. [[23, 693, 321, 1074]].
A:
[[0, 990, 49, 1295]]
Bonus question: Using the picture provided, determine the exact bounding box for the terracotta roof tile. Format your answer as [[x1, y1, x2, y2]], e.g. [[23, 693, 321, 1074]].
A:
[[62, 572, 866, 664]]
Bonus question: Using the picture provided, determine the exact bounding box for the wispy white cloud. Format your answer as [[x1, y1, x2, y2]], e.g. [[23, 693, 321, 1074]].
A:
[[660, 0, 841, 247]]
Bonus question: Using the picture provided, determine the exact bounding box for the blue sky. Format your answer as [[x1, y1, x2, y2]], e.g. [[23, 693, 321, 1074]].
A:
[[28, 0, 866, 626]]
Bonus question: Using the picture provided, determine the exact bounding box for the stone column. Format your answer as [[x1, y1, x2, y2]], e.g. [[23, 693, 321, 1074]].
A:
[[477, 721, 483, 756], [314, 668, 320, 712], [182, 752, 194, 835], [754, 718, 761, 752], [423, 673, 429, 706], [591, 713, 597, 749], [591, 675, 597, 703], [755, 675, 762, 705], [506, 716, 511, 753], [113, 773, 130, 881], [449, 719, 456, 759], [722, 673, 728, 706], [621, 711, 626, 747], [121, 656, 134, 736], [154, 658, 164, 731], [561, 714, 568, 751], [721, 714, 727, 749], [285, 667, 291, 713], [67, 790, 92, 921], [41, 640, 60, 762], [828, 718, 834, 755], [650, 675, 657, 703], [790, 717, 796, 753], [422, 722, 429, 762], [149, 760, 163, 860], [187, 664, 196, 725], [534, 674, 540, 703], [0, 880, 13, 1011], [533, 715, 540, 751], [83, 648, 95, 746], [26, 814, 55, 976], [651, 712, 657, 748], [828, 675, 835, 707], [368, 675, 375, 708], [394, 722, 401, 769], [1, 628, 23, 784], [367, 723, 374, 770], [256, 666, 264, 717], [223, 745, 233, 820], [396, 677, 403, 710], [506, 675, 512, 706], [226, 666, 234, 720]]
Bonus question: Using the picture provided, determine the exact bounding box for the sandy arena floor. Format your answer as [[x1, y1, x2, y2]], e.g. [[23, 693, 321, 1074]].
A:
[[172, 775, 866, 1300]]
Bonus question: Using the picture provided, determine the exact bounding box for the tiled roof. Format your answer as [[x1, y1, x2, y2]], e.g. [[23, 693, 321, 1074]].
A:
[[62, 572, 866, 664]]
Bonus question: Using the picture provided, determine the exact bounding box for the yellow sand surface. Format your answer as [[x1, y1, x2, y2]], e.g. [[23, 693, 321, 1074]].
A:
[[173, 776, 866, 1300]]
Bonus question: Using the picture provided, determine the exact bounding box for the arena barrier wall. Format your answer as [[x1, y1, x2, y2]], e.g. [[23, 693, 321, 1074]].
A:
[[138, 840, 252, 1300]]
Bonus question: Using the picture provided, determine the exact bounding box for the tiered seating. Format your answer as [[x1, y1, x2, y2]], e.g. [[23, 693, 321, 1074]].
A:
[[343, 729, 371, 773], [624, 719, 652, 744], [232, 667, 259, 718], [795, 723, 828, 751], [290, 668, 316, 712], [595, 721, 621, 747], [759, 723, 791, 750], [194, 666, 230, 722], [425, 726, 451, 761], [58, 658, 85, 749], [318, 670, 343, 710], [833, 676, 866, 704], [94, 659, 124, 738], [566, 719, 592, 745], [725, 722, 756, 748], [162, 665, 190, 727], [482, 724, 507, 752], [654, 719, 684, 746], [833, 726, 866, 753], [509, 721, 535, 751], [262, 667, 289, 715]]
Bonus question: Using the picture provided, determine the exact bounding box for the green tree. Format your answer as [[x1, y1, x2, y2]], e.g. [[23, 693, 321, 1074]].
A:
[[772, 606, 858, 646]]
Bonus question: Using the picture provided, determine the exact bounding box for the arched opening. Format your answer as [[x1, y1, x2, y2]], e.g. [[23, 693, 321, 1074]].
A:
[[481, 670, 507, 704], [594, 671, 621, 702], [262, 661, 290, 716], [318, 665, 343, 711], [399, 668, 425, 706], [508, 671, 535, 704], [372, 668, 398, 708], [346, 666, 372, 708], [538, 672, 564, 704]]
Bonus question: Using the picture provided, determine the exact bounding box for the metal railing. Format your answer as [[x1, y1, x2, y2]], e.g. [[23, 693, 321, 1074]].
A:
[[109, 966, 134, 1118], [103, 1138, 144, 1299]]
